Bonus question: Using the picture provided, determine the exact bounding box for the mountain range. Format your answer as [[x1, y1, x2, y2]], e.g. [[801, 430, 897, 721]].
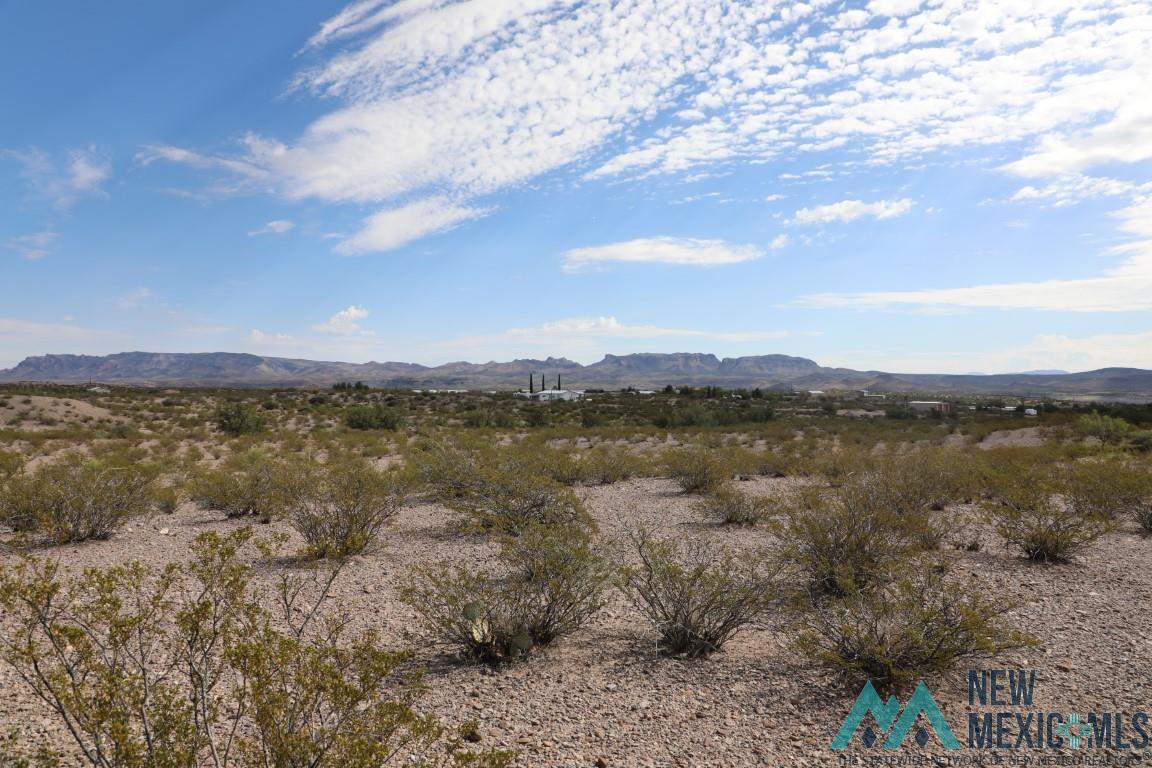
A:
[[2, 352, 1151, 400]]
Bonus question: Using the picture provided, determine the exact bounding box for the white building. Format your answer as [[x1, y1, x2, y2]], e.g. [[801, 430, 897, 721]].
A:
[[529, 389, 584, 402]]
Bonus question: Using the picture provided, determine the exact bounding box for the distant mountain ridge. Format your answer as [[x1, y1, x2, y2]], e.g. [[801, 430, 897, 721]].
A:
[[2, 351, 1151, 400]]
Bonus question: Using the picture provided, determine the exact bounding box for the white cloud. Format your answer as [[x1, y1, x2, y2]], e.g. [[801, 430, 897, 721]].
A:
[[797, 197, 1152, 313], [1003, 102, 1152, 179], [440, 315, 820, 362], [769, 234, 790, 249], [335, 197, 487, 254], [248, 219, 295, 236], [0, 318, 119, 370], [503, 315, 808, 342], [562, 237, 764, 272], [830, 329, 1152, 374], [141, 0, 1152, 251], [6, 231, 57, 260], [1010, 175, 1152, 208], [7, 147, 111, 208], [791, 198, 914, 226], [312, 305, 374, 335], [867, 0, 922, 18], [249, 329, 295, 344]]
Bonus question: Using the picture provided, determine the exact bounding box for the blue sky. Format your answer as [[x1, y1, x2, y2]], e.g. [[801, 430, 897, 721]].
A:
[[2, 0, 1150, 373]]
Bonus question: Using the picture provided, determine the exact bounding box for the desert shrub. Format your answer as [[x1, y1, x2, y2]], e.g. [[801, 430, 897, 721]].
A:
[[532, 447, 584, 485], [864, 449, 983, 550], [411, 440, 591, 534], [662, 447, 729, 494], [726, 446, 791, 479], [580, 445, 646, 484], [1061, 459, 1151, 520], [461, 472, 588, 534], [461, 409, 516, 429], [153, 483, 184, 514], [795, 566, 1033, 690], [619, 531, 779, 657], [810, 445, 871, 486], [0, 467, 50, 533], [698, 483, 773, 525], [214, 400, 265, 435], [401, 525, 610, 662], [0, 450, 21, 482], [774, 479, 917, 597], [0, 454, 154, 543], [982, 466, 1115, 562], [1136, 497, 1152, 534], [1076, 411, 1134, 445], [409, 439, 484, 502], [187, 450, 298, 523], [344, 403, 405, 431], [0, 528, 512, 768], [288, 456, 407, 559]]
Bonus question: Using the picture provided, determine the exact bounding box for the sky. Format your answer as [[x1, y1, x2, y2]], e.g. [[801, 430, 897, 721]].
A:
[[2, 0, 1151, 375]]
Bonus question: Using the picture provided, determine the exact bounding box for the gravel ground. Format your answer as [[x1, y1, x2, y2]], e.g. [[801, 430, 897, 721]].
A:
[[2, 476, 1151, 766]]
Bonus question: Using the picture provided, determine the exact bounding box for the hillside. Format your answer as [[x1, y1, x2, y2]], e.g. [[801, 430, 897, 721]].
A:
[[2, 351, 1151, 399]]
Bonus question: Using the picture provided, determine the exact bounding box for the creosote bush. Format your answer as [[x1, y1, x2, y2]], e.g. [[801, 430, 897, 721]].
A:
[[619, 530, 779, 658], [1076, 411, 1134, 445], [982, 465, 1115, 562], [187, 449, 298, 523], [0, 527, 513, 768], [698, 483, 773, 525], [0, 450, 21, 482], [774, 479, 917, 598], [0, 453, 154, 543], [410, 439, 592, 535], [214, 400, 266, 435], [662, 447, 729, 494], [795, 565, 1034, 691], [401, 525, 610, 662], [287, 455, 408, 559], [344, 403, 406, 431]]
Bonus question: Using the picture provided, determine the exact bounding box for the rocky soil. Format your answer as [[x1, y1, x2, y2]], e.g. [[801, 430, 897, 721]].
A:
[[2, 476, 1150, 766]]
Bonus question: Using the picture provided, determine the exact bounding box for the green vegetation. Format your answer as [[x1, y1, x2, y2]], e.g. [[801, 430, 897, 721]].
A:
[[0, 453, 154, 542], [619, 531, 779, 658], [663, 447, 729, 494], [698, 483, 773, 525], [344, 403, 405, 430], [0, 528, 512, 768], [774, 480, 918, 597], [401, 525, 610, 662], [1, 379, 1149, 729], [214, 400, 266, 435], [287, 454, 408, 559], [982, 463, 1117, 562], [795, 565, 1034, 690]]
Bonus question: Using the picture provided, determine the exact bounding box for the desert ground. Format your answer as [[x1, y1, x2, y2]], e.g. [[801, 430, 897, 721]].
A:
[[1, 386, 1150, 767]]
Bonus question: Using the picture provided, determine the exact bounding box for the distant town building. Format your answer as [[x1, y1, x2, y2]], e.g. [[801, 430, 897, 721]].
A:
[[526, 388, 584, 402], [909, 401, 951, 414]]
